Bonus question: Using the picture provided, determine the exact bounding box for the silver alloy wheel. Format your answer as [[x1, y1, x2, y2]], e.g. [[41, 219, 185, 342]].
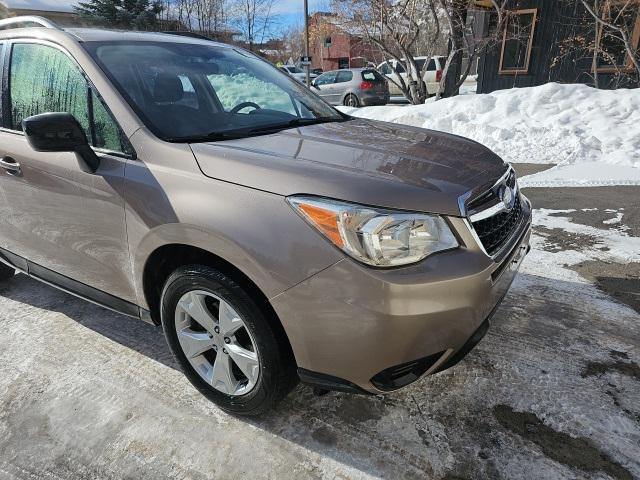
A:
[[175, 290, 260, 396], [345, 94, 358, 107]]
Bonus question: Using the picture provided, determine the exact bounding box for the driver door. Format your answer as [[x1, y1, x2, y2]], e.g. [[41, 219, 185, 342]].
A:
[[312, 71, 338, 104], [0, 41, 136, 303]]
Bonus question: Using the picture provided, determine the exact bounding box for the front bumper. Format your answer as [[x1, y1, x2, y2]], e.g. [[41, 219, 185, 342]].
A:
[[271, 196, 532, 393]]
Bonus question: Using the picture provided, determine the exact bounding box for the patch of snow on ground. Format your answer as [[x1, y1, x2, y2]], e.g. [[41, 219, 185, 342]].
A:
[[527, 208, 640, 284], [338, 83, 640, 186], [603, 210, 624, 225]]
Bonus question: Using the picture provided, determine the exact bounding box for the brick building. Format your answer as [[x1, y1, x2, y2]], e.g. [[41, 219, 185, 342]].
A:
[[309, 13, 380, 71]]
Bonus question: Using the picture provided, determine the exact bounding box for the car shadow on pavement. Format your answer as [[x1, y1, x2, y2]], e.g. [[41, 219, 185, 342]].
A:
[[0, 273, 178, 370], [1, 270, 639, 479]]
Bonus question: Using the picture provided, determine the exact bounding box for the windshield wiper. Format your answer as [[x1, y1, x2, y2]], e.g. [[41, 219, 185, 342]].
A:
[[244, 116, 347, 136], [176, 116, 348, 143]]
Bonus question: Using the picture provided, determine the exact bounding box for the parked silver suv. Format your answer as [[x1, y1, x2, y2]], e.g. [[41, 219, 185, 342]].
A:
[[0, 18, 531, 415]]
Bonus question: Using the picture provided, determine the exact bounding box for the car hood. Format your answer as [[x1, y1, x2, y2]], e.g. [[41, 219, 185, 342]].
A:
[[191, 118, 507, 216]]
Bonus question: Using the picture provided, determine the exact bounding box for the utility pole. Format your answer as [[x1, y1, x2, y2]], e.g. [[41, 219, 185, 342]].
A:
[[304, 0, 311, 87]]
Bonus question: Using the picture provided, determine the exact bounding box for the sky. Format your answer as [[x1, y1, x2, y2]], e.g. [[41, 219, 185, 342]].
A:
[[4, 0, 328, 33]]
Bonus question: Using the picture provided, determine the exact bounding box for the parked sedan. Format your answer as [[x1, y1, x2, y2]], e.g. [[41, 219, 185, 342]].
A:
[[312, 68, 390, 107]]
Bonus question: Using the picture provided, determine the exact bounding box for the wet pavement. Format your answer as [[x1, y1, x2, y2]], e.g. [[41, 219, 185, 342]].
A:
[[0, 165, 638, 479]]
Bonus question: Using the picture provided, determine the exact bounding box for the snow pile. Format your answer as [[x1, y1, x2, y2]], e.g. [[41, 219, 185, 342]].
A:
[[338, 82, 640, 187]]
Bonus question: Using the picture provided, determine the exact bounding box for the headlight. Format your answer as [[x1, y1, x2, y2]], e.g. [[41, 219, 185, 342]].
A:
[[287, 196, 458, 267]]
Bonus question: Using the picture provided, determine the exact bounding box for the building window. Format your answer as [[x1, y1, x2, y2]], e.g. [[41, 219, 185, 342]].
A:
[[499, 9, 538, 74], [593, 1, 640, 72]]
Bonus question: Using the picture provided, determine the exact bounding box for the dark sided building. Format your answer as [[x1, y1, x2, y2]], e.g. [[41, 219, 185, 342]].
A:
[[473, 0, 640, 93]]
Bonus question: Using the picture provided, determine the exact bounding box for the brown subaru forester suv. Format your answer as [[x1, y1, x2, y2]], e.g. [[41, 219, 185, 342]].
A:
[[0, 17, 531, 415]]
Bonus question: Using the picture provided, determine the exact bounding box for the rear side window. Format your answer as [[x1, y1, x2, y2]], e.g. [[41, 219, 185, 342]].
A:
[[379, 63, 392, 75], [9, 43, 130, 155], [361, 70, 384, 81], [335, 70, 353, 83]]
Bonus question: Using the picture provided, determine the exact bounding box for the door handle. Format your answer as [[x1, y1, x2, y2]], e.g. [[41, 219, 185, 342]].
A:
[[0, 157, 21, 176]]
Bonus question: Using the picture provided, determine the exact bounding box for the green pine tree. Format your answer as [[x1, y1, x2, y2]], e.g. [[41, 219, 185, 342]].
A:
[[74, 0, 163, 30]]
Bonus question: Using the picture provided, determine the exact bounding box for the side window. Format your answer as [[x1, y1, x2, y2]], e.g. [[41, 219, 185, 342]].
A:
[[91, 91, 128, 153], [10, 43, 90, 135], [427, 59, 437, 71], [394, 63, 406, 73], [335, 71, 353, 83], [9, 43, 130, 155], [315, 71, 337, 85], [379, 63, 391, 75]]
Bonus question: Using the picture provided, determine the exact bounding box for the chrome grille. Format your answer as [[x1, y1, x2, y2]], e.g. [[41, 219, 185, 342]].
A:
[[472, 194, 524, 256], [468, 168, 524, 256]]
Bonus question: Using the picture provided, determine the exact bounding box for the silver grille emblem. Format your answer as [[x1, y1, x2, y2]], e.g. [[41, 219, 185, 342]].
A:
[[500, 185, 515, 211]]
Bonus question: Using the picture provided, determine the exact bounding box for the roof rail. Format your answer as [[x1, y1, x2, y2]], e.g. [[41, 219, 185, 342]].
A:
[[0, 16, 60, 31], [162, 31, 212, 41]]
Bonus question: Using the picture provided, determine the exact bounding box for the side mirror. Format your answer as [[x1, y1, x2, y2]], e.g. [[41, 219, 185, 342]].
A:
[[311, 81, 321, 90], [22, 112, 100, 174]]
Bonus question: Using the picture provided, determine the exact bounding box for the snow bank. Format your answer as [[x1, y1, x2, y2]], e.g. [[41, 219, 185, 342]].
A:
[[338, 83, 640, 187]]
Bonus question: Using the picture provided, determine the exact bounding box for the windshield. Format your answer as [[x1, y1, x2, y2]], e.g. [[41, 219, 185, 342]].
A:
[[285, 66, 303, 73], [84, 41, 343, 142]]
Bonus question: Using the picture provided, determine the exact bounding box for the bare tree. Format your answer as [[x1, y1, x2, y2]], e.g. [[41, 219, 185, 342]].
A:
[[332, 0, 447, 104], [159, 0, 228, 37], [281, 26, 305, 65], [437, 0, 514, 99], [552, 0, 639, 88], [229, 0, 276, 51], [332, 0, 515, 103], [581, 0, 640, 77]]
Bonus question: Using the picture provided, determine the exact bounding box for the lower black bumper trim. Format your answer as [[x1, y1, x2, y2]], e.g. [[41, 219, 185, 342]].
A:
[[298, 368, 372, 395], [433, 318, 490, 373]]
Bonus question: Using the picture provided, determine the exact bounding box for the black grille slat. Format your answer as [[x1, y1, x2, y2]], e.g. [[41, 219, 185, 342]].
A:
[[472, 194, 523, 256]]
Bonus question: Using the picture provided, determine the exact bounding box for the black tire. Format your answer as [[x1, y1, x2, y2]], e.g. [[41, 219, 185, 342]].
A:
[[0, 262, 15, 282], [343, 93, 360, 107], [161, 264, 297, 416]]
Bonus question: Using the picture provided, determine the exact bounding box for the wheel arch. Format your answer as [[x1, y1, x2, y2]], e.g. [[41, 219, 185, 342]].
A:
[[343, 92, 359, 106], [141, 242, 297, 366]]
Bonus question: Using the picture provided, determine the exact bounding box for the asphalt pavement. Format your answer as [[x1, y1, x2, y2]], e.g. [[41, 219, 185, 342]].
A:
[[0, 165, 638, 479]]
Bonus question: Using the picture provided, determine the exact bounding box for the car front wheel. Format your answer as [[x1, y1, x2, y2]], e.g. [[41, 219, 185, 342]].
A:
[[161, 265, 297, 415]]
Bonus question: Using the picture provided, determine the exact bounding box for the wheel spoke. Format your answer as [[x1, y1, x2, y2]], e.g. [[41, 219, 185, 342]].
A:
[[177, 330, 215, 359], [174, 289, 260, 397], [211, 353, 237, 394], [177, 291, 216, 333], [227, 344, 259, 385], [218, 300, 243, 337]]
